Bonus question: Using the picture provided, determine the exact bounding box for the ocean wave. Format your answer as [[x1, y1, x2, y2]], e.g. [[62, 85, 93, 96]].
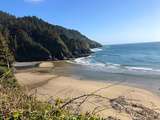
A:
[[91, 48, 103, 52], [125, 66, 160, 72], [74, 57, 106, 67], [67, 56, 160, 74]]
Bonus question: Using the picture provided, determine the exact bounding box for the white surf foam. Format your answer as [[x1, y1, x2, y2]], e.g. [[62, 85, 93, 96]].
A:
[[91, 48, 103, 52], [67, 56, 160, 74], [74, 57, 105, 67], [125, 66, 160, 72]]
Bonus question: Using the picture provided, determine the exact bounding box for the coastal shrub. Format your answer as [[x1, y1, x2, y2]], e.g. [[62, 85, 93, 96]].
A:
[[0, 66, 7, 75]]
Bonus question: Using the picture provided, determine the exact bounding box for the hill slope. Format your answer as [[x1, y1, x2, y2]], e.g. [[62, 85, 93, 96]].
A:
[[0, 11, 102, 61]]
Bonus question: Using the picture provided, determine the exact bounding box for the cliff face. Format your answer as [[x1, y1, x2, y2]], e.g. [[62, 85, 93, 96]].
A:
[[0, 11, 102, 62]]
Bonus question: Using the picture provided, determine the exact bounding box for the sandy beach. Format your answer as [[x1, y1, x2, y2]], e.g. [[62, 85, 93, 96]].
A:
[[14, 62, 160, 120]]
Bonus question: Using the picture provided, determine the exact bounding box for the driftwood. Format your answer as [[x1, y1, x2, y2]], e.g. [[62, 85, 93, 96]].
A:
[[110, 96, 160, 120], [60, 80, 126, 109]]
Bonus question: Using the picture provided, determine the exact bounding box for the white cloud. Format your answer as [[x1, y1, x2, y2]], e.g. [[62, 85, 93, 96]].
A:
[[24, 0, 45, 3]]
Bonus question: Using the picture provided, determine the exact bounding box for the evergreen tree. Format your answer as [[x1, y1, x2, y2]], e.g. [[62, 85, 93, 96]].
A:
[[0, 32, 14, 68]]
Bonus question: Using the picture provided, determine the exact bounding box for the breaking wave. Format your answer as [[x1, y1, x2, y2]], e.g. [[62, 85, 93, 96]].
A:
[[68, 56, 160, 74]]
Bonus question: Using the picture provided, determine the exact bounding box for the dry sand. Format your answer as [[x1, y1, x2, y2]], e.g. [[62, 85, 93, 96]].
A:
[[15, 68, 160, 120], [39, 62, 54, 68]]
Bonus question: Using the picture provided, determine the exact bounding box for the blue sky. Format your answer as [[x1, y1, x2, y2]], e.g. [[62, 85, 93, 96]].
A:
[[0, 0, 160, 44]]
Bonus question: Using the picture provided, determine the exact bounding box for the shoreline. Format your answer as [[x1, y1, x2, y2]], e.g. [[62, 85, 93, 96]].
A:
[[15, 63, 160, 120], [14, 61, 160, 96]]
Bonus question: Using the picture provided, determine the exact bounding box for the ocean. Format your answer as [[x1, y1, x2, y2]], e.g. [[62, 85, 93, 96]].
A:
[[74, 42, 160, 73], [62, 42, 160, 94]]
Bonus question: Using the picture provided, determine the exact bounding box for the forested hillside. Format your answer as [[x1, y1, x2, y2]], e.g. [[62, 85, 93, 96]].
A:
[[0, 11, 102, 61]]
